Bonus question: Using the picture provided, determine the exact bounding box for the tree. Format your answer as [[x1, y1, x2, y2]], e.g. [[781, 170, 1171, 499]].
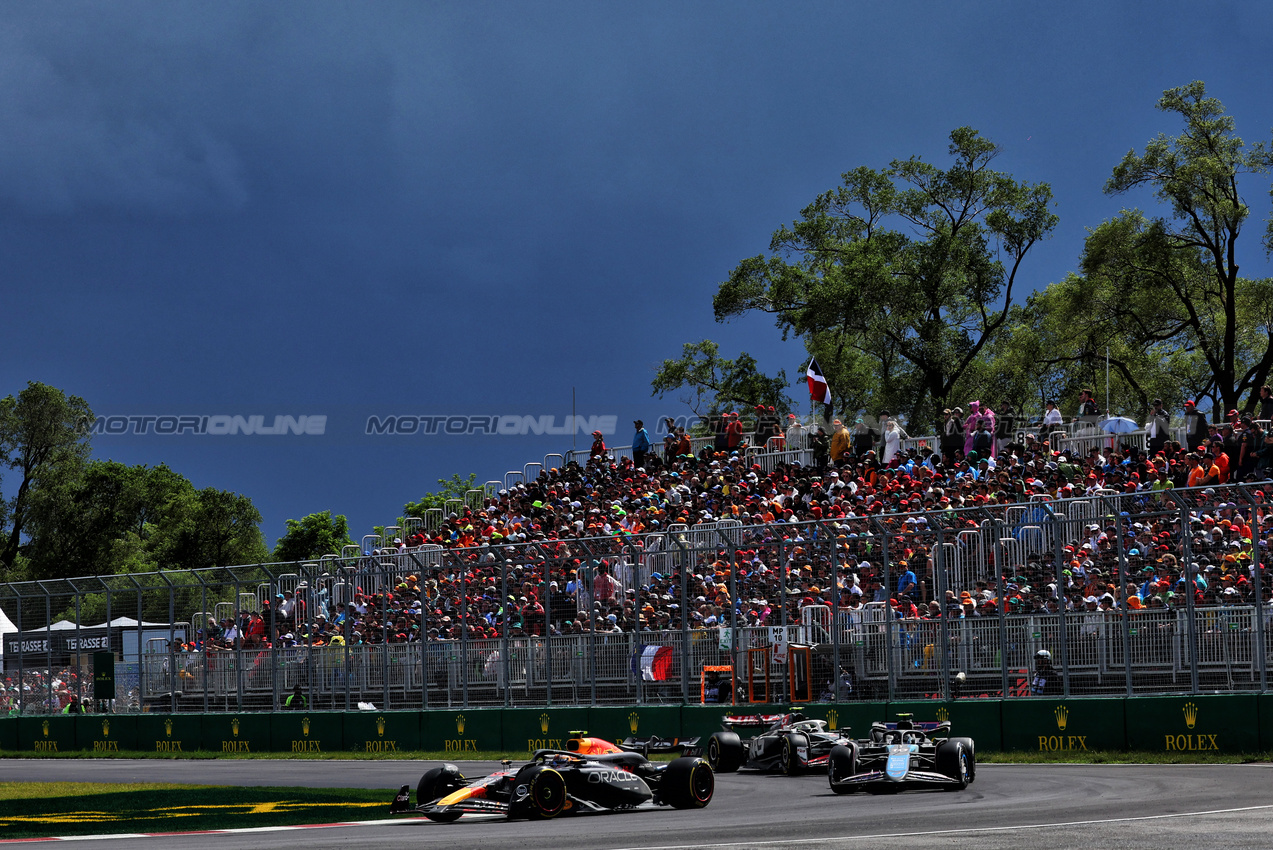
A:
[[273, 510, 353, 563], [145, 487, 268, 572], [0, 382, 93, 576], [1092, 81, 1273, 418], [404, 473, 479, 518], [650, 340, 791, 418], [990, 270, 1212, 418], [713, 127, 1058, 429]]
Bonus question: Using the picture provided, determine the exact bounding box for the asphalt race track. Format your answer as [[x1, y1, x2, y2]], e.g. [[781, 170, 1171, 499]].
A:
[[3, 759, 1272, 850]]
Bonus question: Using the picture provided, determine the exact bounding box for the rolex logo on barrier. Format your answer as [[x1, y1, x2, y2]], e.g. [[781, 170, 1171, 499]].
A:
[[365, 716, 398, 753], [1183, 702, 1198, 730], [1166, 701, 1216, 751], [629, 712, 640, 734], [93, 718, 117, 752], [540, 713, 550, 734], [223, 717, 249, 752], [292, 717, 320, 753], [1038, 704, 1085, 751], [936, 707, 950, 724], [446, 714, 477, 753], [826, 710, 839, 731], [36, 719, 57, 751], [158, 716, 183, 752]]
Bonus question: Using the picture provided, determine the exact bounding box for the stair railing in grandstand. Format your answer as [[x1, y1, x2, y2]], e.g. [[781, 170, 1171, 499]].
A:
[[464, 489, 485, 511], [341, 544, 361, 560], [544, 453, 565, 471], [504, 471, 524, 490], [484, 480, 502, 499], [361, 535, 381, 556], [524, 463, 542, 483], [422, 508, 443, 533]]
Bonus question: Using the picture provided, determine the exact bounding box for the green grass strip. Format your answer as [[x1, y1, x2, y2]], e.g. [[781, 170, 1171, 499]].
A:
[[0, 784, 390, 840]]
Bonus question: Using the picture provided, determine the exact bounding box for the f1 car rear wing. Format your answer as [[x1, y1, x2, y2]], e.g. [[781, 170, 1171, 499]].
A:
[[873, 721, 948, 731], [720, 714, 790, 728], [618, 735, 701, 756]]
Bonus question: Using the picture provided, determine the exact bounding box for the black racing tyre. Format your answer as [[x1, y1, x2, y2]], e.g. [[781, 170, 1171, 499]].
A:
[[946, 737, 976, 783], [418, 764, 465, 822], [934, 740, 970, 790], [780, 732, 808, 776], [706, 731, 744, 773], [525, 766, 567, 818], [827, 743, 858, 794], [660, 757, 715, 809]]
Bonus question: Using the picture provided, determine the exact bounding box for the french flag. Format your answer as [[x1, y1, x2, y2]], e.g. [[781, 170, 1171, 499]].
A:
[[806, 358, 831, 404], [634, 645, 675, 681]]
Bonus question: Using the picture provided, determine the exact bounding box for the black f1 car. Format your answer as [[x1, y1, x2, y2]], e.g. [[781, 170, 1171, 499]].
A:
[[390, 734, 714, 822], [621, 711, 854, 776], [827, 718, 975, 793]]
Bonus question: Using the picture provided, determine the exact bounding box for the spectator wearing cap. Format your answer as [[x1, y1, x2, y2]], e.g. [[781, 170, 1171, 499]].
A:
[[589, 430, 608, 462], [1183, 400, 1208, 450], [896, 561, 917, 597]]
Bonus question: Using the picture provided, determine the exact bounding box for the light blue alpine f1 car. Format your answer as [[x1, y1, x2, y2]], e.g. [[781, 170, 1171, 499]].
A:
[[826, 717, 975, 794]]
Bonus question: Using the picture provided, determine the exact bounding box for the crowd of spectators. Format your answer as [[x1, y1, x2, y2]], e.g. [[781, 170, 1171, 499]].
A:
[[10, 396, 1273, 710], [173, 396, 1270, 651]]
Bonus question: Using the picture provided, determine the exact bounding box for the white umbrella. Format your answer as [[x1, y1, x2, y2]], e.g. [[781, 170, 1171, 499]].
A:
[[1099, 416, 1140, 434]]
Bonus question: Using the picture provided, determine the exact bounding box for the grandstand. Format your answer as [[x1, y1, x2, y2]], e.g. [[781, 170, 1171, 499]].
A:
[[3, 410, 1273, 714]]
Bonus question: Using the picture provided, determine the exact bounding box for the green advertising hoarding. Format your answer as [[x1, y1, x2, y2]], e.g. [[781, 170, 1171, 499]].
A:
[[1123, 694, 1258, 753], [344, 711, 422, 754], [421, 708, 502, 753], [200, 713, 272, 754], [78, 713, 139, 753], [1000, 698, 1125, 753]]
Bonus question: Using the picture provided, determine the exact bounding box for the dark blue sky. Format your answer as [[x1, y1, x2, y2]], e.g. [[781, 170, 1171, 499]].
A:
[[3, 2, 1271, 547]]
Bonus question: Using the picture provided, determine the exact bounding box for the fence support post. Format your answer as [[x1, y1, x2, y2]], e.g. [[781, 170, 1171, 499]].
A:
[[1238, 484, 1267, 693], [1111, 506, 1134, 697], [1168, 494, 1201, 694], [928, 517, 952, 701], [874, 517, 896, 702]]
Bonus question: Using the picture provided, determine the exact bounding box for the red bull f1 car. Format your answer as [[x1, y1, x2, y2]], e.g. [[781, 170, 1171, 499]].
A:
[[827, 718, 975, 793], [620, 711, 855, 775], [390, 733, 714, 822]]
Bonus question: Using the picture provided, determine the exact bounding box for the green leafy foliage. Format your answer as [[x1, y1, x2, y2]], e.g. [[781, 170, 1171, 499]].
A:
[[403, 473, 479, 519], [711, 127, 1058, 430], [272, 510, 353, 563], [1092, 81, 1273, 417], [0, 382, 93, 576], [650, 340, 792, 417]]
